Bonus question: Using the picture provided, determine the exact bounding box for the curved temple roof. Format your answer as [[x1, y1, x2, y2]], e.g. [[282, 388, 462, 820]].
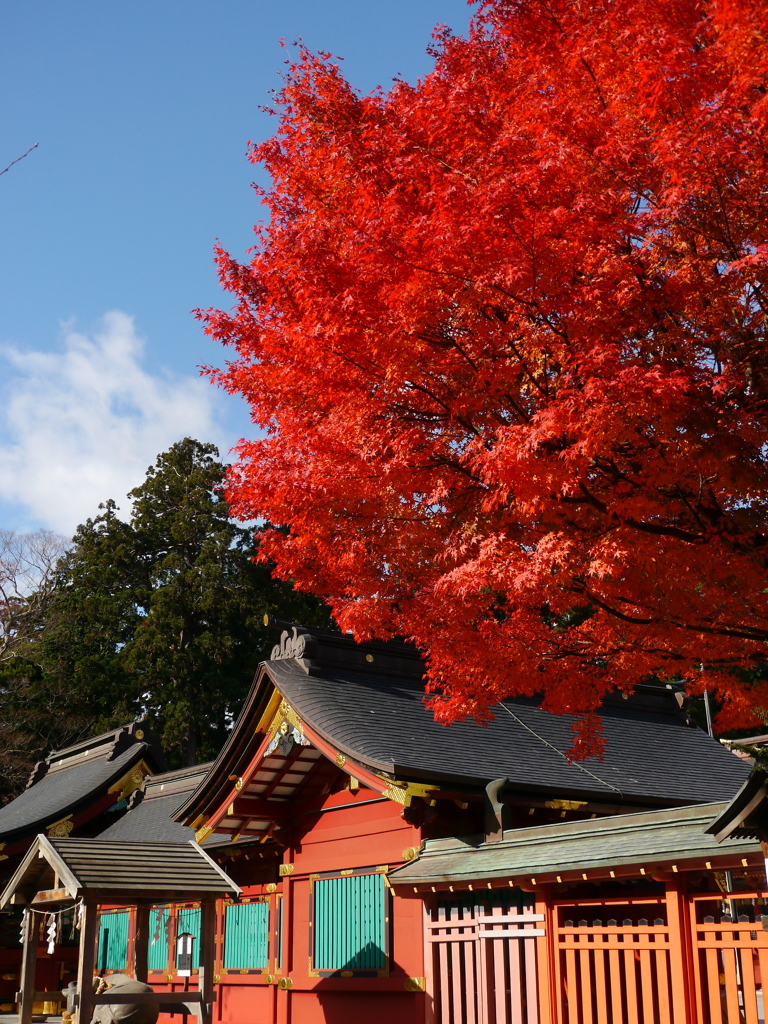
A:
[[175, 625, 751, 829], [98, 763, 214, 843], [0, 722, 165, 846]]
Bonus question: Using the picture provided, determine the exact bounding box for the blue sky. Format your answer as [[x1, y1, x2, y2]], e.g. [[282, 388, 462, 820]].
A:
[[0, 1, 474, 535]]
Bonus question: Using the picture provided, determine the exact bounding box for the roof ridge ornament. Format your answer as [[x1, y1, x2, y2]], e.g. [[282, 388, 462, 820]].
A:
[[271, 627, 318, 663]]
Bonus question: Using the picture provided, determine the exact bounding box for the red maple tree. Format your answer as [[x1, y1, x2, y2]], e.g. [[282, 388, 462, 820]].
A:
[[201, 0, 768, 753]]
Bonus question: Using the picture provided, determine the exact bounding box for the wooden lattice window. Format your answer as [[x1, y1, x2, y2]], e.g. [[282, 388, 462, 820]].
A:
[[147, 906, 170, 971], [310, 871, 389, 975], [97, 910, 130, 972], [223, 900, 270, 970]]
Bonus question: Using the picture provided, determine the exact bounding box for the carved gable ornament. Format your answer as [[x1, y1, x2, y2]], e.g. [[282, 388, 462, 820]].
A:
[[266, 717, 311, 757], [270, 627, 318, 665], [46, 816, 74, 838]]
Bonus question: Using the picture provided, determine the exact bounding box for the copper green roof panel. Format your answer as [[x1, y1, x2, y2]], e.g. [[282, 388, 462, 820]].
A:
[[389, 802, 761, 888]]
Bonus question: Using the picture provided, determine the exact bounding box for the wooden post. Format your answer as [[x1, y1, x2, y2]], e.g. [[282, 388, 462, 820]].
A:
[[75, 900, 98, 1024], [134, 906, 150, 983], [665, 880, 695, 1024], [197, 901, 216, 1024], [17, 909, 38, 1024], [535, 886, 554, 1024]]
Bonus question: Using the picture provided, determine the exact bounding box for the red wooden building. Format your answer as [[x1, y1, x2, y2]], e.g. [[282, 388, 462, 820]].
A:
[[0, 723, 165, 1013], [0, 623, 759, 1023], [154, 625, 750, 1023]]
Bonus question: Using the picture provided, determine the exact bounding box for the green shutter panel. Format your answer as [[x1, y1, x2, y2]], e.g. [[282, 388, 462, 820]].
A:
[[176, 906, 202, 969], [97, 910, 130, 971], [147, 907, 169, 970], [313, 874, 386, 971], [223, 902, 269, 969]]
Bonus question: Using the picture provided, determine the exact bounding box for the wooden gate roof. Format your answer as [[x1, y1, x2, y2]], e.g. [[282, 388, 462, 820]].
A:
[[388, 801, 762, 892], [0, 835, 240, 907]]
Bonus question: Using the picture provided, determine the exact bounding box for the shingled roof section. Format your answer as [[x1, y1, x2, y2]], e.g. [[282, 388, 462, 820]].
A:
[[388, 801, 762, 890], [98, 763, 213, 843], [0, 836, 240, 907], [173, 625, 751, 830], [0, 722, 165, 845], [261, 626, 749, 808]]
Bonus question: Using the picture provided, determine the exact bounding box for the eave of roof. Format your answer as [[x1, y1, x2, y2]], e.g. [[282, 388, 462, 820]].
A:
[[173, 669, 276, 827], [174, 625, 751, 826], [0, 742, 156, 845], [264, 659, 749, 807], [389, 802, 761, 890], [706, 768, 768, 842], [0, 836, 240, 907]]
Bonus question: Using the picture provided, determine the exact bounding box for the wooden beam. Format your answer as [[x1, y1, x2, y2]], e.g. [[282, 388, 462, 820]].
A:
[[14, 992, 63, 1004], [17, 910, 37, 1024], [30, 888, 72, 905], [230, 797, 289, 819], [197, 901, 216, 1024], [74, 900, 98, 1024], [134, 905, 149, 983]]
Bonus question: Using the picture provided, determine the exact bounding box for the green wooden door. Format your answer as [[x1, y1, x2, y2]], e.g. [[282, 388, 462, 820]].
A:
[[97, 910, 129, 972], [223, 901, 270, 970], [313, 873, 387, 971]]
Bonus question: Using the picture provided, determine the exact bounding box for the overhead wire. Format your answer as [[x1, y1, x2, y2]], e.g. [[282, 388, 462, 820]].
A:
[[498, 701, 624, 797]]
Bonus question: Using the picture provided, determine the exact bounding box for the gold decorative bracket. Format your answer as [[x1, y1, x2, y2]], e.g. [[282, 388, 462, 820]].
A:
[[544, 798, 587, 811], [108, 759, 153, 801], [381, 778, 438, 808], [46, 816, 73, 838], [195, 824, 214, 844]]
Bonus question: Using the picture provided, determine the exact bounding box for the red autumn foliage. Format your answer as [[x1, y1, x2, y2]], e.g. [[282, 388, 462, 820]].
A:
[[201, 0, 768, 755]]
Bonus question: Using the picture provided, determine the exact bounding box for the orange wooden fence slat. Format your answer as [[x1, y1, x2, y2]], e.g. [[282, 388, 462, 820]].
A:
[[450, 908, 464, 1024], [739, 946, 760, 1024], [424, 909, 437, 1024], [554, 932, 568, 1024], [638, 947, 654, 1022], [526, 935, 541, 1024], [757, 943, 768, 994], [494, 937, 510, 1024], [721, 945, 741, 1023], [608, 948, 623, 1024], [655, 949, 671, 1024], [623, 948, 639, 1024], [579, 946, 594, 1024], [705, 942, 724, 1024], [465, 936, 478, 1024], [565, 947, 579, 1024], [438, 941, 450, 1024], [592, 945, 609, 1024]]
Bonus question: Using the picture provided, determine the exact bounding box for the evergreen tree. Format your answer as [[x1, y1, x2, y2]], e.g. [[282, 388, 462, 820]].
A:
[[39, 438, 329, 766]]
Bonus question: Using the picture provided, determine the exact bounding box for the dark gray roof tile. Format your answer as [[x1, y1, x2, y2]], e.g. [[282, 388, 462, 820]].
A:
[[266, 660, 749, 806], [0, 744, 150, 843]]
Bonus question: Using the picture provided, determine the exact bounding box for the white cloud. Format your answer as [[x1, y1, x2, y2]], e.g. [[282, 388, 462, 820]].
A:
[[0, 311, 228, 534]]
